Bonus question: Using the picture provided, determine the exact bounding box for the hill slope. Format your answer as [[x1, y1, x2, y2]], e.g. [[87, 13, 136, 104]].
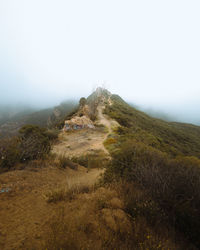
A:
[[1, 89, 200, 249], [105, 94, 200, 157], [103, 93, 200, 248], [0, 101, 77, 138]]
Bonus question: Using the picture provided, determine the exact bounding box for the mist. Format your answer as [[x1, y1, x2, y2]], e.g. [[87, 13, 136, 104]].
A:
[[0, 0, 200, 124]]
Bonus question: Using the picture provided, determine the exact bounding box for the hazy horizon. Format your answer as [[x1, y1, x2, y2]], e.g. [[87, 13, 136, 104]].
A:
[[0, 1, 200, 124]]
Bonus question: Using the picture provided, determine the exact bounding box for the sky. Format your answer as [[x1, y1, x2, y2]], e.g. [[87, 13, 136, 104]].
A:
[[0, 0, 200, 124]]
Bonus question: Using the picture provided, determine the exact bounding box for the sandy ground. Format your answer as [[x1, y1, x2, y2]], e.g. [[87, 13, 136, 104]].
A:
[[52, 129, 108, 157], [52, 104, 119, 157]]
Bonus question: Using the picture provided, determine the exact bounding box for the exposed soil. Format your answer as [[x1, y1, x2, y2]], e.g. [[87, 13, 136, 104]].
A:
[[52, 104, 119, 157], [52, 128, 108, 157]]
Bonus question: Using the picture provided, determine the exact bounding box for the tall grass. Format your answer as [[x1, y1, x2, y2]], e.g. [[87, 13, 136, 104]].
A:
[[44, 179, 91, 203]]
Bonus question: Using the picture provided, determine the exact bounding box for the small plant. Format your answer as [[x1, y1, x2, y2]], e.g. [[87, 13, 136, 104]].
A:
[[44, 188, 67, 203], [45, 181, 91, 203], [57, 155, 77, 169], [104, 137, 117, 146], [71, 151, 108, 170]]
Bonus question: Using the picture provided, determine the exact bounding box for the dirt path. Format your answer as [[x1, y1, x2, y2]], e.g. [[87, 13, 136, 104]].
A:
[[52, 103, 119, 157], [97, 105, 112, 134], [52, 128, 109, 157], [97, 104, 119, 135]]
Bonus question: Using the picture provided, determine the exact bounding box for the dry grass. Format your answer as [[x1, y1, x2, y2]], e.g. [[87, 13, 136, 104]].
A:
[[44, 179, 91, 203], [43, 187, 134, 250], [41, 178, 189, 250], [71, 150, 109, 170], [57, 154, 78, 169], [104, 137, 117, 146], [107, 181, 195, 250]]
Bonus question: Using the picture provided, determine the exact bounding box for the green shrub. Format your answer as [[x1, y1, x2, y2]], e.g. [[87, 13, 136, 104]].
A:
[[105, 140, 200, 248], [19, 125, 51, 161], [0, 137, 21, 171], [79, 97, 87, 107], [44, 129, 59, 141], [0, 124, 58, 172]]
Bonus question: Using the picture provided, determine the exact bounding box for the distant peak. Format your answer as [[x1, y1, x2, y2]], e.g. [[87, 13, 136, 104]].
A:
[[92, 87, 111, 97]]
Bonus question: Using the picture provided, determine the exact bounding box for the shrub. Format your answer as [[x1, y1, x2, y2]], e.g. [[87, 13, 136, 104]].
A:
[[104, 137, 117, 146], [104, 140, 200, 248], [44, 182, 91, 203], [19, 125, 51, 161], [44, 188, 67, 203], [0, 137, 21, 171], [44, 129, 59, 141], [0, 124, 58, 172], [79, 97, 87, 107]]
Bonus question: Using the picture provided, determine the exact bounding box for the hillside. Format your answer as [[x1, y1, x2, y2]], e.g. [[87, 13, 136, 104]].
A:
[[103, 93, 200, 249], [0, 100, 77, 139], [1, 88, 200, 249], [105, 94, 200, 157]]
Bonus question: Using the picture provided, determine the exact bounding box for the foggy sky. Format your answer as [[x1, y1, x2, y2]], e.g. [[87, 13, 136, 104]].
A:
[[0, 0, 200, 124]]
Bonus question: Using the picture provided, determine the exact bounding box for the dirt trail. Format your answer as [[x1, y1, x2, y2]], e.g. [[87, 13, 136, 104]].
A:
[[52, 102, 119, 157], [97, 104, 119, 134], [97, 105, 112, 134]]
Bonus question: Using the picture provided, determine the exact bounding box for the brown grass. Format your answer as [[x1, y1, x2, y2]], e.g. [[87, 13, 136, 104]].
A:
[[43, 187, 134, 250], [57, 154, 78, 169], [44, 179, 91, 203]]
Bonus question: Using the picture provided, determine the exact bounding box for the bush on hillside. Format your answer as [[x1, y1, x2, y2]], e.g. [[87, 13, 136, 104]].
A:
[[79, 97, 87, 107], [0, 137, 21, 171], [104, 140, 200, 248], [19, 125, 51, 161], [0, 125, 57, 172], [44, 129, 59, 141]]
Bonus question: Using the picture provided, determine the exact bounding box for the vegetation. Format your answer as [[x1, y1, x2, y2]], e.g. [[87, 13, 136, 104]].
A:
[[0, 125, 58, 172], [79, 97, 87, 107], [71, 150, 109, 170], [103, 95, 200, 248], [2, 91, 200, 249], [44, 180, 91, 203], [53, 106, 79, 129], [104, 95, 200, 157], [57, 154, 78, 169]]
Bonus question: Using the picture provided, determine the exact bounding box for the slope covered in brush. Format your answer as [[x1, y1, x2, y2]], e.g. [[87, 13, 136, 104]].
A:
[[105, 94, 200, 157], [104, 94, 200, 248]]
